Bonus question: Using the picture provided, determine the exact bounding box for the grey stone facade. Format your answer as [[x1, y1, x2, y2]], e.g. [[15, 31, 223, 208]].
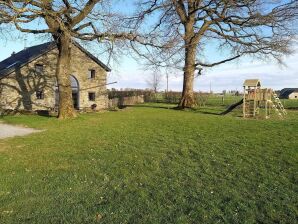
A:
[[0, 43, 109, 112]]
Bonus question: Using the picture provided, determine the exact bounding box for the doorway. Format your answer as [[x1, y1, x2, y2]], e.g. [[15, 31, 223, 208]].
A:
[[54, 75, 80, 110], [70, 75, 79, 109]]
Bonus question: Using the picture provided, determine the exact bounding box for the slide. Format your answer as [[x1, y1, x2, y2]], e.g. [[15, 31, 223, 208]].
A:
[[220, 99, 243, 115]]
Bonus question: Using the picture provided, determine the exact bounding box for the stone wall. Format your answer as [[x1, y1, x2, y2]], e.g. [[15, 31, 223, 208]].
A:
[[0, 51, 57, 111], [107, 95, 144, 109], [108, 98, 119, 109], [119, 95, 144, 106], [0, 44, 108, 111]]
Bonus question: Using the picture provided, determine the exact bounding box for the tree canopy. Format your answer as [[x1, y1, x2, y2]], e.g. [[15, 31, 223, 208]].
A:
[[131, 0, 298, 107]]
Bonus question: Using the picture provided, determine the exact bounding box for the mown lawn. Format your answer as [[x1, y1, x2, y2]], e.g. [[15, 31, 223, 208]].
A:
[[0, 104, 297, 223]]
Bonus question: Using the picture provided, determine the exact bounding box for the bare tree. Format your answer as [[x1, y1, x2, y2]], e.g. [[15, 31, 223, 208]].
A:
[[0, 0, 144, 119], [132, 0, 298, 108], [146, 72, 162, 93]]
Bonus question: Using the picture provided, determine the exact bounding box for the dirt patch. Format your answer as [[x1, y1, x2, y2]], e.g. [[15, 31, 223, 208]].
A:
[[0, 123, 42, 139]]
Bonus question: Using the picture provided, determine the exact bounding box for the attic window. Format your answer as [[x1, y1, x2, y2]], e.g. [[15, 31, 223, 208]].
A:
[[36, 90, 44, 99], [35, 64, 44, 73], [88, 69, 95, 79]]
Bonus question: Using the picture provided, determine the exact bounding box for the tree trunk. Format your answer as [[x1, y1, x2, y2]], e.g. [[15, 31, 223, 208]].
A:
[[54, 34, 77, 119], [178, 42, 197, 108]]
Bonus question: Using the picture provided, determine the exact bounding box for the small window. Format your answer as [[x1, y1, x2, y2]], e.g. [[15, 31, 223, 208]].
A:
[[88, 69, 95, 79], [295, 96, 297, 98], [35, 64, 44, 73], [36, 90, 44, 99], [88, 92, 96, 101]]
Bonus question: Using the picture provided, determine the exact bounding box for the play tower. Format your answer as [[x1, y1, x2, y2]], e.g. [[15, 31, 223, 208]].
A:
[[243, 79, 287, 119]]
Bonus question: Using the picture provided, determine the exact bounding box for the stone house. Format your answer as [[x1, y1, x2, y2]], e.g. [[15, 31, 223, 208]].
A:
[[0, 41, 111, 112], [279, 88, 298, 99]]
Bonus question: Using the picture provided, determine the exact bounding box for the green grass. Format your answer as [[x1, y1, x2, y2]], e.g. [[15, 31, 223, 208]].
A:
[[0, 104, 297, 223], [205, 95, 298, 109], [205, 95, 242, 107], [154, 93, 298, 109], [281, 99, 298, 109]]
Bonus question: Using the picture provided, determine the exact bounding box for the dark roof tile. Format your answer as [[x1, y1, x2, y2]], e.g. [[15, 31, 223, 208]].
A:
[[0, 41, 110, 79], [279, 88, 298, 98], [0, 42, 55, 78]]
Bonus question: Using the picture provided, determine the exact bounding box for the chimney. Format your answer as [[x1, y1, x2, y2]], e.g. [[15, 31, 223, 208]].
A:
[[24, 38, 27, 49], [11, 51, 15, 56]]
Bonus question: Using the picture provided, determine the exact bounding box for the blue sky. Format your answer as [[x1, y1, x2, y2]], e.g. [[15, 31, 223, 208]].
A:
[[1, 36, 297, 93], [1, 0, 297, 93], [107, 50, 298, 92]]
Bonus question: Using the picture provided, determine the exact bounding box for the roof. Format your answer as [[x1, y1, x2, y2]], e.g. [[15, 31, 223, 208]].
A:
[[0, 42, 55, 78], [0, 41, 111, 79], [279, 88, 298, 98], [243, 79, 261, 87]]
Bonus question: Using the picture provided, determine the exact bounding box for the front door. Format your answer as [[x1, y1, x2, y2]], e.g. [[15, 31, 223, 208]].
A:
[[72, 92, 79, 109]]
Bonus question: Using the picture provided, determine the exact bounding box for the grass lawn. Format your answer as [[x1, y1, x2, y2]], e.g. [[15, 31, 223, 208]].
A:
[[0, 104, 297, 223]]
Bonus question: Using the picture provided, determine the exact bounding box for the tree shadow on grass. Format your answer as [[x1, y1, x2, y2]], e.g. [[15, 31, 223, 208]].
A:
[[36, 110, 57, 117], [126, 103, 226, 116], [184, 107, 223, 115], [125, 104, 176, 110], [0, 109, 57, 118]]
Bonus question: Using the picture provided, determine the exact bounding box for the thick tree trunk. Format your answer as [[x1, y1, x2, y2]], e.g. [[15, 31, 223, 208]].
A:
[[54, 34, 77, 119], [178, 43, 197, 108]]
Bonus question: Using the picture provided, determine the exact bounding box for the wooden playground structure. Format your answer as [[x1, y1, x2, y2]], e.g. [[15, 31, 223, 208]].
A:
[[243, 79, 287, 119]]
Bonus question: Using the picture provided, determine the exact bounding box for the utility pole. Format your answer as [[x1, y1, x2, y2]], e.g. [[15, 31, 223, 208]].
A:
[[166, 72, 169, 93], [24, 38, 27, 49]]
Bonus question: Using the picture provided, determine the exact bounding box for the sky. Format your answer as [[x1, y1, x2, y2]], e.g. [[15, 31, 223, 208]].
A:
[[106, 47, 298, 93], [0, 37, 298, 92], [1, 33, 298, 93], [0, 0, 297, 93]]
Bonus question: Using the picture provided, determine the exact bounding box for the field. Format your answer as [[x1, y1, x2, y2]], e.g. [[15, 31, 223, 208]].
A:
[[0, 104, 297, 223], [206, 95, 298, 109], [149, 93, 298, 109]]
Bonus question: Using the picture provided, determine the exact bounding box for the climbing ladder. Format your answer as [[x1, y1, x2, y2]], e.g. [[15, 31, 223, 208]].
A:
[[244, 100, 254, 117], [273, 91, 287, 115], [268, 91, 287, 118]]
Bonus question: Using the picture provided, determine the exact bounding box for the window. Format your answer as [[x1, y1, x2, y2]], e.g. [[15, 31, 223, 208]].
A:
[[88, 92, 96, 101], [36, 90, 44, 99], [35, 64, 44, 73], [295, 96, 297, 98], [88, 69, 95, 79]]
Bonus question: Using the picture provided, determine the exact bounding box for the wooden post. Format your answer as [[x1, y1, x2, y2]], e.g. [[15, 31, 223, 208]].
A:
[[265, 100, 268, 119], [253, 86, 257, 117], [269, 100, 271, 116], [243, 86, 246, 118]]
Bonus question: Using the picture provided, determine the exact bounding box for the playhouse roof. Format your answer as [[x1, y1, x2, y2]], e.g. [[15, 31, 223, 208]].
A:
[[243, 79, 261, 87]]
